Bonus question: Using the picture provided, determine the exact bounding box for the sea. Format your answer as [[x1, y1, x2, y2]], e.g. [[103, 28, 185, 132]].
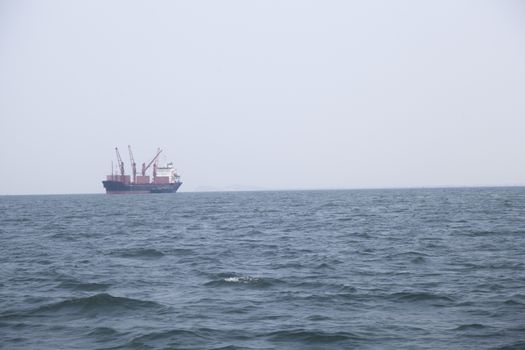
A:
[[1, 188, 524, 350]]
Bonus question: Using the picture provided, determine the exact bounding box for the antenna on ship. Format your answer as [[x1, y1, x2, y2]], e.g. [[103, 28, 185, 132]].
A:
[[128, 145, 137, 184]]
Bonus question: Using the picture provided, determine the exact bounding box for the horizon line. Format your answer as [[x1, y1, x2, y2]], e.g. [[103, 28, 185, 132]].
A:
[[1, 184, 525, 196]]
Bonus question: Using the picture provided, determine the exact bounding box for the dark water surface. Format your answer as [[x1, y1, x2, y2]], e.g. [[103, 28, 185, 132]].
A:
[[1, 188, 525, 349]]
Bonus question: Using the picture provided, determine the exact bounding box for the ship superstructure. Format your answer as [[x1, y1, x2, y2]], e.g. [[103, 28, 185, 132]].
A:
[[102, 146, 182, 194]]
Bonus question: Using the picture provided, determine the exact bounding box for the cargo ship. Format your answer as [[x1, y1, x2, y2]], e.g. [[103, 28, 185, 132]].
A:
[[102, 146, 182, 194]]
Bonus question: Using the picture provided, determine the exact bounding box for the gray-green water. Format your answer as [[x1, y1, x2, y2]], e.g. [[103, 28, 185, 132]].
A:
[[1, 188, 524, 349]]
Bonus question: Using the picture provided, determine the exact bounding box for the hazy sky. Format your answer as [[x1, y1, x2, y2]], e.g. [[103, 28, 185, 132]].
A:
[[1, 0, 524, 194]]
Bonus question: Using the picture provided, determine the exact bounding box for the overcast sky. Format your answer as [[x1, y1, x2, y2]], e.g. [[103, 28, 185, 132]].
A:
[[1, 0, 524, 194]]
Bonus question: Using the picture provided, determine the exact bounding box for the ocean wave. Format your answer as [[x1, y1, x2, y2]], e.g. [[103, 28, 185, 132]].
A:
[[49, 231, 78, 240], [270, 262, 305, 269], [411, 256, 426, 264], [168, 248, 195, 256], [484, 262, 524, 270], [120, 328, 216, 348], [503, 299, 525, 306], [389, 291, 454, 303], [87, 326, 123, 337], [306, 314, 333, 321], [453, 323, 488, 331], [266, 329, 361, 343], [315, 262, 336, 270], [110, 248, 165, 259], [57, 280, 110, 292], [291, 281, 357, 293], [390, 251, 430, 258], [209, 345, 254, 350], [461, 230, 496, 237], [3, 217, 31, 223], [246, 229, 264, 235], [273, 282, 359, 304], [117, 327, 279, 349], [383, 251, 430, 264], [205, 275, 283, 288], [29, 293, 161, 317], [495, 341, 525, 350], [0, 293, 162, 321]]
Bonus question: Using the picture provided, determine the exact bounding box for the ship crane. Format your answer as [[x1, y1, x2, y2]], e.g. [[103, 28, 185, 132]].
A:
[[153, 147, 161, 179], [128, 145, 137, 184], [102, 146, 181, 194], [141, 148, 162, 176], [115, 147, 125, 177]]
